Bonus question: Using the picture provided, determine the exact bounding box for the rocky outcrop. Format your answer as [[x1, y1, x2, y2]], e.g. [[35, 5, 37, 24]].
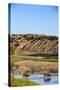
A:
[[9, 34, 58, 55]]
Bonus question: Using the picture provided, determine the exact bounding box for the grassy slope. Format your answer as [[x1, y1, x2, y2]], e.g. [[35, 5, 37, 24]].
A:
[[11, 77, 40, 87], [11, 55, 58, 62]]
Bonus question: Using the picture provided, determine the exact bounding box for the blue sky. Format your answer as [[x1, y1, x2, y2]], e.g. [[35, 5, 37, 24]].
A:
[[10, 3, 58, 36]]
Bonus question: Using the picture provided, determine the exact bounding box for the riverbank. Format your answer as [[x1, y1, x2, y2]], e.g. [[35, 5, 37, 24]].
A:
[[14, 73, 58, 85], [10, 52, 58, 86], [10, 77, 40, 87]]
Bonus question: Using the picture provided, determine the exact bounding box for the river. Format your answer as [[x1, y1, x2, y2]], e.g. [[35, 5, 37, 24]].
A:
[[14, 74, 58, 85]]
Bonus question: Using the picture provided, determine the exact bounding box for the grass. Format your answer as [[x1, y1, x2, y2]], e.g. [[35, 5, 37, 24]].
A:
[[11, 77, 40, 87], [10, 54, 58, 62], [10, 50, 58, 62]]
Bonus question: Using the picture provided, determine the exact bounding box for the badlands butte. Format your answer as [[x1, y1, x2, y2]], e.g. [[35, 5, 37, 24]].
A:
[[10, 34, 58, 74]]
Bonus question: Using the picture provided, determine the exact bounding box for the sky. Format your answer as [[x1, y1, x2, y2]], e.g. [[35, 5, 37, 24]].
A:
[[10, 3, 58, 36]]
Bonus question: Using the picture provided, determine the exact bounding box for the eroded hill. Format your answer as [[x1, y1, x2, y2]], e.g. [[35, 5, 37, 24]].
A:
[[9, 34, 58, 55]]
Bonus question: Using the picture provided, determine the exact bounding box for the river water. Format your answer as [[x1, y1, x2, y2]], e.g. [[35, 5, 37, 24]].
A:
[[14, 74, 58, 85]]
